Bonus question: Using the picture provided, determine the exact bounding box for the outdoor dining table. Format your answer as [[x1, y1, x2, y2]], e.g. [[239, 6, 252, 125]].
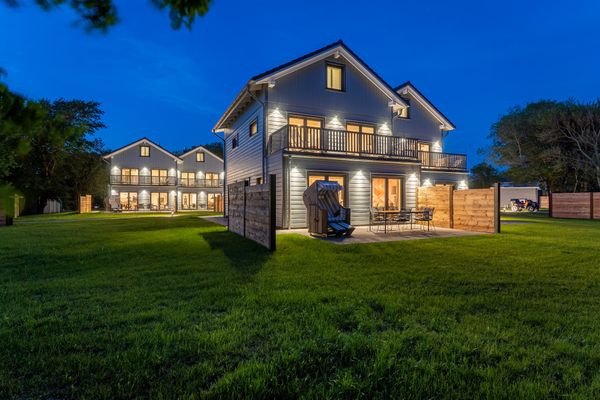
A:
[[370, 209, 428, 233]]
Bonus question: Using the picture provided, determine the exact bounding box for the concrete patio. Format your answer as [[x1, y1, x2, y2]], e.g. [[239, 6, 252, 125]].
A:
[[200, 216, 484, 244]]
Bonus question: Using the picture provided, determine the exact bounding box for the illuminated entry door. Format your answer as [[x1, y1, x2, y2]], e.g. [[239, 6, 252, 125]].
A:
[[371, 177, 402, 210], [150, 192, 168, 210], [181, 193, 197, 210], [347, 123, 375, 153], [288, 116, 322, 149]]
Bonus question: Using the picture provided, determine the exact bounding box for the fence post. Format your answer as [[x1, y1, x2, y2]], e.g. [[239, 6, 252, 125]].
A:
[[494, 182, 501, 233], [591, 192, 594, 220], [449, 185, 454, 229], [549, 192, 553, 218], [269, 174, 276, 251], [243, 180, 249, 237]]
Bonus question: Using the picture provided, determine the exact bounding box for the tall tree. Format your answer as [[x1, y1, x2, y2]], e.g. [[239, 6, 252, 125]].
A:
[[3, 0, 212, 31], [469, 162, 503, 189]]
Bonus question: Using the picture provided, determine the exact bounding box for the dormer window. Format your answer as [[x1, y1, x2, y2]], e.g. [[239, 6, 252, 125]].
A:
[[140, 145, 150, 157], [326, 63, 344, 91], [398, 107, 410, 119], [196, 151, 205, 162]]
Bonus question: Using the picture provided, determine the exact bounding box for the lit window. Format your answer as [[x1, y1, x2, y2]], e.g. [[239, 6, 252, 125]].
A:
[[249, 120, 258, 137], [140, 145, 150, 157], [256, 177, 262, 185], [196, 152, 205, 162], [326, 64, 344, 91]]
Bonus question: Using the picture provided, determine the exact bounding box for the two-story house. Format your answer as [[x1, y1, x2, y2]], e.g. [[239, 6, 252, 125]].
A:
[[104, 138, 224, 211], [213, 41, 468, 228]]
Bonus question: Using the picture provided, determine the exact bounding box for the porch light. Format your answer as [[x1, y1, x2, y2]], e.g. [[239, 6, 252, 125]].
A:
[[422, 179, 433, 187], [268, 80, 276, 88]]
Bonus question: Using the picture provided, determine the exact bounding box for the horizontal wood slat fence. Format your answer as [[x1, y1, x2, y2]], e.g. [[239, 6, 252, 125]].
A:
[[227, 175, 276, 251], [550, 192, 599, 220], [417, 183, 500, 233], [79, 195, 92, 213]]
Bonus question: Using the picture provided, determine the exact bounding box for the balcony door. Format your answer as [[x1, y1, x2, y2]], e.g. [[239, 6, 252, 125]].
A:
[[121, 168, 139, 185], [151, 169, 167, 185], [207, 193, 223, 212], [150, 192, 168, 211], [205, 172, 220, 187], [288, 116, 322, 149], [181, 172, 195, 187], [347, 123, 375, 153], [371, 176, 403, 210]]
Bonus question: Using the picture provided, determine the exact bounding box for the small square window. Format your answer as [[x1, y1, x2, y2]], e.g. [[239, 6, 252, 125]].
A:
[[232, 134, 239, 149], [196, 152, 205, 162], [256, 177, 262, 185], [249, 120, 258, 137], [326, 64, 344, 91], [140, 145, 150, 157]]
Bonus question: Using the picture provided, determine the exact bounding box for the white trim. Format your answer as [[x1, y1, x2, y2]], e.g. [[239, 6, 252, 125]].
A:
[[396, 84, 455, 130], [179, 145, 224, 162], [103, 138, 182, 161], [255, 46, 409, 108], [288, 153, 420, 166]]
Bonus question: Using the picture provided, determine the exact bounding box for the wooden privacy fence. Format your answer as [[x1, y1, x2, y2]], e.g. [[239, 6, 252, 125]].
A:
[[79, 195, 92, 213], [550, 192, 600, 220], [228, 175, 276, 251], [417, 183, 500, 233]]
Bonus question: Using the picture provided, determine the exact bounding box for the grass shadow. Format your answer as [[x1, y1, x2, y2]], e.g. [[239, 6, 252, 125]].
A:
[[199, 230, 272, 275]]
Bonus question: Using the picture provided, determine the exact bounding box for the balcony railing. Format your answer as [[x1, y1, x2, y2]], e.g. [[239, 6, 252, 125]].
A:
[[110, 175, 177, 186], [268, 125, 419, 160], [179, 178, 223, 188], [418, 151, 467, 171]]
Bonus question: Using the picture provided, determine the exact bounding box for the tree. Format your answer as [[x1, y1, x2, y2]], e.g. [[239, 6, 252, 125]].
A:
[[469, 162, 503, 189], [489, 100, 600, 193], [4, 0, 212, 31]]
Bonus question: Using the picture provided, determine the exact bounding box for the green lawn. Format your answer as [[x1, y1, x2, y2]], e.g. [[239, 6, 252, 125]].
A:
[[1, 213, 599, 399], [16, 210, 220, 222]]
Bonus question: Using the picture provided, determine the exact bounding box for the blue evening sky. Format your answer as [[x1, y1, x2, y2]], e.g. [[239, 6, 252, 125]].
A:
[[2, 1, 600, 165]]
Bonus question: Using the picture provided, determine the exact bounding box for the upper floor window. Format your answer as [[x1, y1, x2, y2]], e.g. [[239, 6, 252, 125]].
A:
[[398, 107, 410, 119], [326, 63, 344, 91], [196, 151, 205, 162], [249, 120, 258, 137], [140, 145, 150, 157], [232, 134, 239, 149]]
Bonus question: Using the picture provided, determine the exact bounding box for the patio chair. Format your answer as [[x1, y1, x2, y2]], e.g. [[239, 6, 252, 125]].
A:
[[391, 209, 412, 231], [414, 207, 435, 232], [369, 207, 385, 232], [303, 180, 355, 237]]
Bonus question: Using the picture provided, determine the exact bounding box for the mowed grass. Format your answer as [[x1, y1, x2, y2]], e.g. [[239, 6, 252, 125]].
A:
[[1, 213, 600, 399]]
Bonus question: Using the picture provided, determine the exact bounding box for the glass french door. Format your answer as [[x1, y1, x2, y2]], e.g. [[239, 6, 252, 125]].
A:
[[205, 172, 219, 187], [347, 123, 375, 153], [150, 192, 168, 210], [180, 172, 195, 187], [307, 173, 346, 205], [181, 193, 197, 210], [151, 169, 167, 185], [121, 168, 139, 185], [288, 116, 323, 149], [371, 177, 402, 210], [119, 192, 138, 210]]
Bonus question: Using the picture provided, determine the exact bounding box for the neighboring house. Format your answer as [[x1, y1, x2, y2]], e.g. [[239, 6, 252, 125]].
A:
[[213, 40, 468, 228], [103, 138, 224, 211]]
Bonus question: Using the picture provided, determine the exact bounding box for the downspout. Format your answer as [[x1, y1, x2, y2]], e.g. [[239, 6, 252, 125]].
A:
[[245, 83, 266, 181], [212, 129, 226, 215]]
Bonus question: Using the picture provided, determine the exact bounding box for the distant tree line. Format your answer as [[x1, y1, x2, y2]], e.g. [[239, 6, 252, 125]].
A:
[[175, 142, 223, 159], [0, 82, 108, 214], [470, 100, 600, 192]]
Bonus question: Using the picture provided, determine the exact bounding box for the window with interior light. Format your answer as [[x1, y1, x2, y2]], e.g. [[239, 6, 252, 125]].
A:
[[326, 64, 344, 91], [346, 122, 375, 153], [196, 152, 205, 162], [140, 145, 150, 157], [249, 120, 258, 137], [371, 176, 403, 210], [307, 173, 346, 205]]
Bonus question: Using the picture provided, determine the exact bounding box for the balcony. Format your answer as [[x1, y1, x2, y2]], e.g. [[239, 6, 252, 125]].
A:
[[179, 178, 223, 188], [268, 125, 419, 161], [110, 175, 177, 186], [267, 125, 467, 171], [418, 151, 467, 171]]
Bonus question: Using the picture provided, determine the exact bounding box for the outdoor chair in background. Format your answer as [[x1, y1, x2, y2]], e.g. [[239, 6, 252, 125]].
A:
[[391, 209, 412, 231], [414, 207, 435, 231], [369, 207, 385, 231]]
